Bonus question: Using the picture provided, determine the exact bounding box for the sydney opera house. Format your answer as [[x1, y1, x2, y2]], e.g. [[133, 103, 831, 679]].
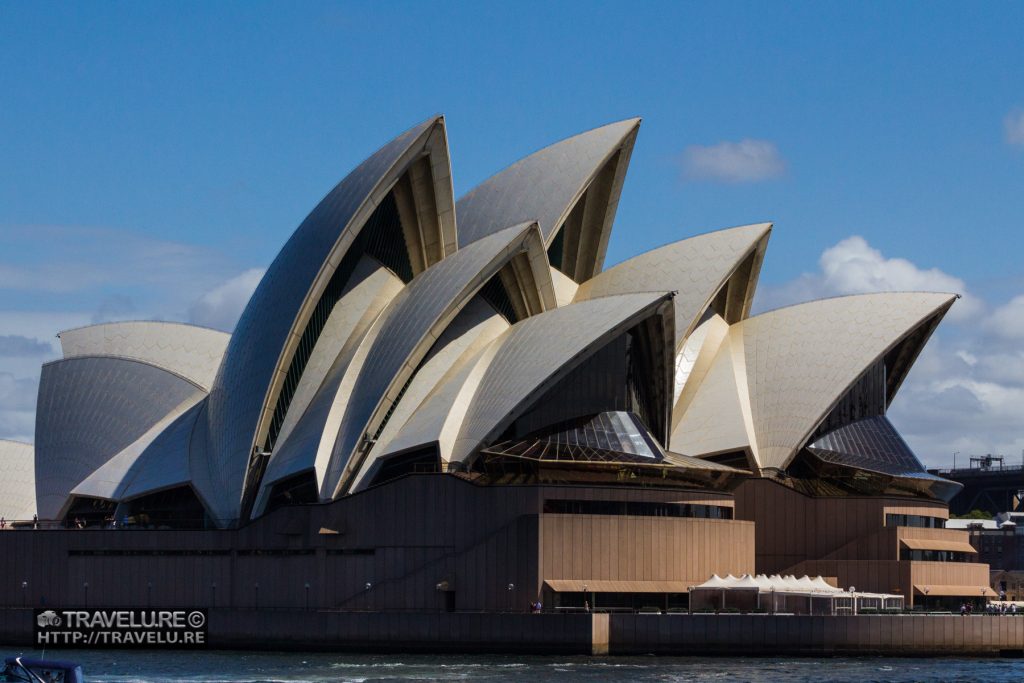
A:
[[0, 116, 990, 614]]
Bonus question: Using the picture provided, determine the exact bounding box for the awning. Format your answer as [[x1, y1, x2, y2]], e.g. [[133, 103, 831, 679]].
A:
[[544, 579, 693, 593], [913, 584, 993, 597], [901, 538, 977, 553]]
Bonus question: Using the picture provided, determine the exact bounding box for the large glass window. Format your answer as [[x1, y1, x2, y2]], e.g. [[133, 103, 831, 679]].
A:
[[899, 549, 972, 562], [886, 513, 944, 528], [543, 499, 732, 519]]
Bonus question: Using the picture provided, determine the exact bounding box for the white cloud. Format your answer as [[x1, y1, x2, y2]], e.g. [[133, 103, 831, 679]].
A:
[[1005, 109, 1024, 147], [757, 235, 982, 322], [985, 294, 1024, 340], [758, 235, 1023, 468], [681, 139, 786, 183], [188, 268, 265, 332]]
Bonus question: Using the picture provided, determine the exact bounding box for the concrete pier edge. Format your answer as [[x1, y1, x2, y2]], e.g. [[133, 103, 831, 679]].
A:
[[3, 609, 1024, 656]]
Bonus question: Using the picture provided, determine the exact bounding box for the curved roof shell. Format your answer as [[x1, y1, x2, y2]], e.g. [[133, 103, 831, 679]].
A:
[[34, 356, 205, 519], [448, 292, 675, 465], [456, 119, 640, 282], [203, 116, 456, 522], [58, 321, 229, 391], [70, 397, 205, 504], [0, 440, 36, 521], [250, 260, 406, 515], [573, 223, 771, 349], [672, 292, 957, 472], [349, 297, 511, 490], [321, 222, 554, 499], [375, 293, 675, 469]]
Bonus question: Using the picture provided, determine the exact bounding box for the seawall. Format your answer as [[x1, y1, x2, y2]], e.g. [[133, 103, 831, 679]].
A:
[[2, 608, 1023, 656]]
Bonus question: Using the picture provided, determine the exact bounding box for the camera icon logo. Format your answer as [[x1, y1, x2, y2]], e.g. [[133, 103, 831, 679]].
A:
[[36, 610, 61, 628]]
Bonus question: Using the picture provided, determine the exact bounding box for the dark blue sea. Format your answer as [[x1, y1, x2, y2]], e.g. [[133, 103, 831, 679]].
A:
[[7, 651, 1024, 682]]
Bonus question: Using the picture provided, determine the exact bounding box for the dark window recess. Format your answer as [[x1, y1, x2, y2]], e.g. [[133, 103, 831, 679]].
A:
[[899, 549, 973, 563], [121, 485, 210, 530], [367, 445, 441, 488], [703, 451, 751, 469], [810, 360, 886, 441], [266, 192, 412, 452], [69, 549, 231, 556], [543, 499, 732, 519], [63, 497, 116, 528], [326, 548, 376, 556], [264, 470, 319, 515], [478, 274, 520, 324], [237, 549, 316, 556], [547, 226, 566, 275], [886, 513, 945, 529]]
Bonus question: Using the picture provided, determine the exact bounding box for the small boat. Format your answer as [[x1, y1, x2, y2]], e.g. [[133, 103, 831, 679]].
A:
[[1, 657, 84, 683]]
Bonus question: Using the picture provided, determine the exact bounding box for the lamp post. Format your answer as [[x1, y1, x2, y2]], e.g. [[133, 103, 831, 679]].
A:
[[365, 582, 372, 612], [506, 583, 515, 613], [83, 582, 89, 608], [304, 582, 310, 611], [147, 581, 153, 608], [211, 582, 217, 608], [21, 581, 27, 608], [583, 583, 589, 612], [254, 582, 259, 609]]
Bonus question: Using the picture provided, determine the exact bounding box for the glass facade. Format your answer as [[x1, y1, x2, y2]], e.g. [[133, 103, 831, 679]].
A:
[[886, 513, 945, 528], [899, 549, 973, 562], [543, 498, 732, 519]]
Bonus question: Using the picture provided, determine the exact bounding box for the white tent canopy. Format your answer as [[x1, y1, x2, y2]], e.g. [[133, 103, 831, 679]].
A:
[[688, 573, 904, 615]]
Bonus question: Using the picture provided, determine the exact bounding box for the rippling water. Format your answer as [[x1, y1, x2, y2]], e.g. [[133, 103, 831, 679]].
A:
[[8, 650, 1024, 682]]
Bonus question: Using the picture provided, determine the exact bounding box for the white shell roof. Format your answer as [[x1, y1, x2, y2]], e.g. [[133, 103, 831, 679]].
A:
[[673, 292, 957, 472], [350, 297, 510, 490], [251, 262, 406, 513], [322, 222, 550, 498], [70, 396, 205, 503], [34, 356, 205, 519], [450, 292, 673, 464], [0, 440, 36, 521], [574, 223, 771, 349], [59, 321, 229, 391], [203, 116, 452, 522], [456, 119, 640, 248]]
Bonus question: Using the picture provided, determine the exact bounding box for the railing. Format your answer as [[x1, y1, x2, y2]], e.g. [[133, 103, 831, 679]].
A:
[[931, 464, 1024, 477]]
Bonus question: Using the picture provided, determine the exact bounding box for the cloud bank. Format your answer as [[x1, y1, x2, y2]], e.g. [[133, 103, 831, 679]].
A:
[[188, 268, 265, 332], [0, 225, 266, 444]]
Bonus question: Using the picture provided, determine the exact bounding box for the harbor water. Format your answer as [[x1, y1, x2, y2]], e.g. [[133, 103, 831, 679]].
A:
[[6, 650, 1024, 682]]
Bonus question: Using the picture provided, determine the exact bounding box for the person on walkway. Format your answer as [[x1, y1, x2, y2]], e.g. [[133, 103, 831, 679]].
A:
[[960, 602, 967, 616]]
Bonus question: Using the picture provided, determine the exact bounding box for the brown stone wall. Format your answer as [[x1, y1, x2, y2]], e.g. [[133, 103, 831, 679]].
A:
[[539, 515, 754, 584], [0, 474, 744, 613]]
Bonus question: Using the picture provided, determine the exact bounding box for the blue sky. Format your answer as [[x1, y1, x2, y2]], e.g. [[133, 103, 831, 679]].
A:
[[1, 1, 1022, 464]]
